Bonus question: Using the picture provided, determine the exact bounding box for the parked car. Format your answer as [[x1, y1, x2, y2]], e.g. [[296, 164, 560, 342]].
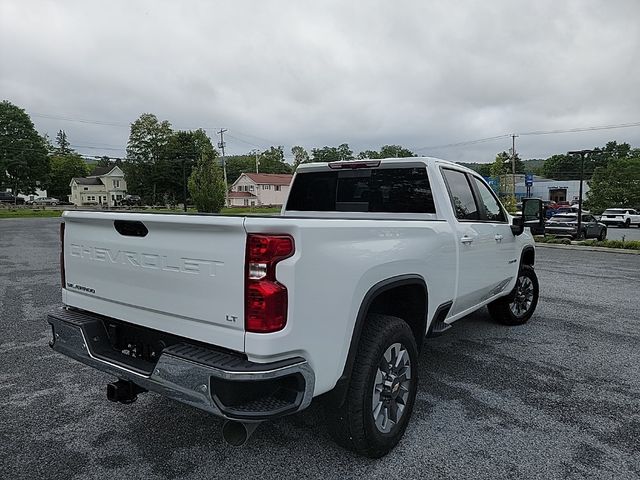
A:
[[28, 197, 60, 206], [599, 208, 640, 228], [48, 157, 545, 457], [0, 191, 25, 204], [545, 213, 607, 240], [120, 194, 142, 206]]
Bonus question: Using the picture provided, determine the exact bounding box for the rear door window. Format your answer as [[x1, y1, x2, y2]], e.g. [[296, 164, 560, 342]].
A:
[[441, 169, 479, 220], [286, 167, 436, 213]]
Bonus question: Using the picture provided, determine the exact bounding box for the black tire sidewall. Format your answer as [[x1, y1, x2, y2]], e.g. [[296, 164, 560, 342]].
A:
[[362, 325, 418, 450]]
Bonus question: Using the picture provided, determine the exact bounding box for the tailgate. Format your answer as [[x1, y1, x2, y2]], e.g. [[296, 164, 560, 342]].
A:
[[62, 211, 247, 352]]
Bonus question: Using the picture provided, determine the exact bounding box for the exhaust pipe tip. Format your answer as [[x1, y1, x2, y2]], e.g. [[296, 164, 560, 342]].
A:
[[222, 420, 260, 447]]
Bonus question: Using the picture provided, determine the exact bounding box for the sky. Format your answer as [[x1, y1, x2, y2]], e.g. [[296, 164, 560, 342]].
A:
[[1, 0, 640, 163]]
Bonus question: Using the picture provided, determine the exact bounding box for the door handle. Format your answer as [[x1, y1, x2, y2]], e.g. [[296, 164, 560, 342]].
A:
[[460, 235, 474, 244], [495, 234, 503, 243]]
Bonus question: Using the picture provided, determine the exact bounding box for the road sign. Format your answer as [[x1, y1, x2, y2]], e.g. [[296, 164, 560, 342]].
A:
[[525, 174, 534, 187]]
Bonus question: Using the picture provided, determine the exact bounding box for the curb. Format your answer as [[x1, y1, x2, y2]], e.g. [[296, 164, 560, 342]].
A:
[[535, 243, 640, 255]]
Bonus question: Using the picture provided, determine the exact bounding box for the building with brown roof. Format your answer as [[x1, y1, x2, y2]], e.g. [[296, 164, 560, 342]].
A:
[[228, 173, 293, 207]]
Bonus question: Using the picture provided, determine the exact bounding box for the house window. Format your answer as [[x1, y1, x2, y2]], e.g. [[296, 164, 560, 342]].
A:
[[244, 199, 249, 206], [84, 187, 88, 191], [116, 194, 122, 200], [113, 180, 120, 188], [250, 185, 254, 191], [275, 185, 281, 191]]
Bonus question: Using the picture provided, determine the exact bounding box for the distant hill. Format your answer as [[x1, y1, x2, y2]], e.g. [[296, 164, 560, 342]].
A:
[[456, 158, 546, 175]]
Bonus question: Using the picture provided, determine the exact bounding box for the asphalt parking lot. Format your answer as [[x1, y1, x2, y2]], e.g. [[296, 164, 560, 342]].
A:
[[1, 218, 639, 480], [604, 226, 640, 241]]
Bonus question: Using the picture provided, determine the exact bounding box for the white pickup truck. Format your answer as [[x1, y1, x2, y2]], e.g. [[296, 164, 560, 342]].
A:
[[48, 157, 544, 457]]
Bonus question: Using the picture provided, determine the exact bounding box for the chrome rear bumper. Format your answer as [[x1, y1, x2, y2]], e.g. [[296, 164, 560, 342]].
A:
[[47, 307, 315, 420]]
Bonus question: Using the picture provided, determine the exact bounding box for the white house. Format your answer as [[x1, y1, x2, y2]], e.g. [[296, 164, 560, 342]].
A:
[[69, 166, 127, 207], [228, 173, 293, 207]]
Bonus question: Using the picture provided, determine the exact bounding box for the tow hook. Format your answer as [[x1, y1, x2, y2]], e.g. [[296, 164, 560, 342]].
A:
[[106, 379, 147, 404], [222, 420, 262, 447]]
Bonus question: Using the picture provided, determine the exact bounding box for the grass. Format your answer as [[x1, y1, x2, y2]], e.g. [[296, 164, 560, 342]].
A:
[[0, 205, 281, 219], [535, 235, 640, 250], [0, 208, 63, 218]]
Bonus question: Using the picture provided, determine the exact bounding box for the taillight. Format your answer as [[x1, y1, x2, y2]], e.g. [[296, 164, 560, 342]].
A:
[[245, 234, 294, 333], [60, 222, 66, 288]]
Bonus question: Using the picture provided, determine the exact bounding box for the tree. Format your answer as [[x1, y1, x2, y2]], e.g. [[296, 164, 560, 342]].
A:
[[188, 156, 226, 213], [585, 156, 640, 213], [291, 146, 309, 169], [47, 154, 89, 199], [123, 113, 173, 204], [490, 151, 524, 176], [311, 143, 353, 162], [358, 145, 415, 159], [0, 100, 49, 196], [259, 146, 291, 174], [379, 145, 415, 158], [55, 130, 72, 155], [541, 154, 581, 180]]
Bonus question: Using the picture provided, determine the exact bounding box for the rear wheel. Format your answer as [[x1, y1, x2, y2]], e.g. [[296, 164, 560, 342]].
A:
[[325, 314, 418, 458], [488, 265, 539, 326], [598, 228, 607, 241], [625, 219, 631, 228]]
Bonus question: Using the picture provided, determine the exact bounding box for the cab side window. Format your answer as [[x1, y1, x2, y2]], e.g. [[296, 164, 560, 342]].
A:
[[442, 169, 479, 220], [471, 176, 506, 222]]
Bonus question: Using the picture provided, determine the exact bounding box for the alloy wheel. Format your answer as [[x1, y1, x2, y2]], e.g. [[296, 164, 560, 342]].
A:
[[372, 342, 412, 433], [509, 275, 534, 318]]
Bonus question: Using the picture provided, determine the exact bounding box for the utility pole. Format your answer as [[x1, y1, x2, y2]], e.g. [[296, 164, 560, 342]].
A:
[[182, 159, 188, 212], [217, 129, 228, 206], [511, 134, 518, 199], [252, 149, 260, 173], [567, 149, 594, 239]]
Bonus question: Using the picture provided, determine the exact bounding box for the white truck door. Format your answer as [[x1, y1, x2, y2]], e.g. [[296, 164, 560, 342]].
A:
[[468, 175, 519, 290], [441, 168, 506, 316]]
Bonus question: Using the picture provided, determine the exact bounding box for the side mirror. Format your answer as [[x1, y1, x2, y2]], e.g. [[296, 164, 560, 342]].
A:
[[511, 215, 524, 236], [523, 198, 545, 235]]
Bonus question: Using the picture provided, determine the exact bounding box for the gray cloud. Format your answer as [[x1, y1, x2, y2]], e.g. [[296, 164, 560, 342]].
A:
[[1, 0, 639, 163]]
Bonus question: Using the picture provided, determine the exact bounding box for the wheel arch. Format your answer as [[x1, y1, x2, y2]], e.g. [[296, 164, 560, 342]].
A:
[[520, 245, 535, 268], [321, 274, 428, 408]]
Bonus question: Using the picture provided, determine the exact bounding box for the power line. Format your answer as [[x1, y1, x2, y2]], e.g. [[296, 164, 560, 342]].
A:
[[414, 134, 512, 152]]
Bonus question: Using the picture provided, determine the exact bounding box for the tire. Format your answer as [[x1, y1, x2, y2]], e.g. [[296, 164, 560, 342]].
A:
[[598, 228, 607, 241], [325, 314, 418, 458], [51, 202, 57, 206], [625, 219, 631, 228], [488, 265, 539, 326]]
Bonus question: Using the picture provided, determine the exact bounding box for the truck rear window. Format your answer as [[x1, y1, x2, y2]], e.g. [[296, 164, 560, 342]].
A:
[[286, 167, 435, 213]]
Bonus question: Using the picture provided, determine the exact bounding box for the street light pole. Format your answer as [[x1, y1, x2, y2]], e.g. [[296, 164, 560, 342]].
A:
[[567, 149, 594, 239], [182, 159, 188, 212]]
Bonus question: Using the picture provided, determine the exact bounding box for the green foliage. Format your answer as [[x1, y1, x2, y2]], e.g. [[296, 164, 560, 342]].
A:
[[47, 154, 89, 199], [490, 151, 524, 176], [502, 195, 518, 214], [580, 239, 640, 250], [358, 145, 415, 159], [0, 100, 49, 194], [123, 113, 173, 204], [224, 146, 291, 185], [188, 156, 226, 213], [291, 145, 309, 169], [123, 114, 218, 205], [311, 143, 353, 162], [585, 156, 640, 213], [55, 130, 72, 155], [541, 141, 632, 180]]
